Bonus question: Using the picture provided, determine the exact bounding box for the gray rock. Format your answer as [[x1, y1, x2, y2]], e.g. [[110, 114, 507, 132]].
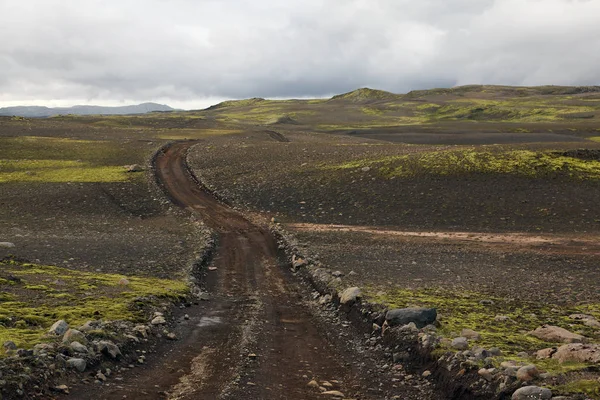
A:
[[66, 358, 86, 372], [516, 365, 539, 381], [151, 316, 166, 325], [97, 341, 121, 359], [478, 368, 493, 381], [2, 341, 17, 351], [339, 287, 361, 305], [62, 329, 87, 345], [451, 337, 469, 350], [48, 320, 69, 336], [511, 385, 552, 400], [70, 341, 88, 353], [385, 307, 437, 328], [0, 242, 15, 248]]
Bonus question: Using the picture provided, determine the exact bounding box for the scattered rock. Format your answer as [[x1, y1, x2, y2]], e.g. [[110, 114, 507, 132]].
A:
[[291, 255, 307, 271], [535, 348, 557, 360], [322, 390, 345, 397], [530, 325, 585, 343], [0, 242, 15, 248], [62, 329, 87, 345], [48, 320, 69, 336], [151, 316, 167, 325], [167, 332, 177, 340], [339, 287, 361, 305], [478, 368, 493, 381], [461, 328, 481, 340], [66, 358, 87, 372], [124, 164, 144, 172], [70, 341, 88, 353], [479, 299, 495, 306], [118, 278, 130, 286], [361, 167, 371, 172], [422, 370, 432, 378], [53, 385, 69, 394], [3, 341, 17, 351], [97, 341, 122, 359], [451, 337, 469, 350], [511, 385, 552, 400], [552, 343, 600, 363], [516, 365, 539, 381], [307, 380, 319, 388], [385, 307, 437, 328]]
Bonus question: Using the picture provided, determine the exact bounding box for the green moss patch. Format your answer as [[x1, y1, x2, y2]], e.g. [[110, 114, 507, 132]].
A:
[[0, 136, 140, 183], [365, 287, 600, 374], [552, 379, 600, 398], [0, 259, 188, 351], [322, 149, 600, 180]]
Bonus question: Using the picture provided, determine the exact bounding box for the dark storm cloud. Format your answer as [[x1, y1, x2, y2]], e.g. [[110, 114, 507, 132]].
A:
[[1, 0, 600, 106]]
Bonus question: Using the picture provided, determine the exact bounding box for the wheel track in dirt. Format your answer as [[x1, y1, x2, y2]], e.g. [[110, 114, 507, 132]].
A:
[[68, 140, 433, 400]]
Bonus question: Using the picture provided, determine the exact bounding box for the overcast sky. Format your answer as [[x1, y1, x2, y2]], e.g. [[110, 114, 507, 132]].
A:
[[1, 0, 600, 109]]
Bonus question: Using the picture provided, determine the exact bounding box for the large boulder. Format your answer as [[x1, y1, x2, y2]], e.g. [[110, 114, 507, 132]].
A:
[[66, 358, 87, 372], [516, 365, 539, 381], [511, 386, 552, 400], [552, 343, 600, 363], [385, 307, 437, 328], [529, 325, 584, 343], [97, 341, 122, 359]]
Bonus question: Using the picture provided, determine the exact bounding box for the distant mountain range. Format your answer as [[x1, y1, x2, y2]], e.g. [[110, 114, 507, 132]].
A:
[[0, 102, 174, 117]]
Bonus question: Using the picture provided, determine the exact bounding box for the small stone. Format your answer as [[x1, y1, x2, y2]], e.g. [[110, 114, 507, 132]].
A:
[[184, 314, 190, 320], [308, 380, 319, 388], [151, 316, 167, 325], [321, 381, 333, 388], [166, 332, 177, 340], [96, 372, 107, 382], [124, 164, 144, 172], [70, 341, 88, 353], [478, 368, 493, 381], [361, 167, 371, 172], [97, 341, 121, 359], [535, 348, 556, 360], [331, 271, 344, 277], [422, 370, 432, 378], [53, 385, 69, 394], [322, 390, 345, 397], [3, 341, 17, 351], [248, 353, 257, 359], [62, 329, 87, 345], [0, 242, 15, 248], [451, 337, 469, 350], [118, 278, 130, 286], [48, 320, 69, 336], [489, 347, 502, 356], [461, 329, 481, 340], [66, 358, 86, 372], [511, 386, 552, 400], [339, 287, 361, 305], [516, 365, 539, 381], [479, 299, 495, 306]]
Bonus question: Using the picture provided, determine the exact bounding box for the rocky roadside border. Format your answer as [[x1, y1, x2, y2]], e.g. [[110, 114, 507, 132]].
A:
[[270, 222, 598, 400]]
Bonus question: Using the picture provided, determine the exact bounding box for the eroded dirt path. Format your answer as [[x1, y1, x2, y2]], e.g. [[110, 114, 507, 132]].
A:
[[69, 141, 433, 399]]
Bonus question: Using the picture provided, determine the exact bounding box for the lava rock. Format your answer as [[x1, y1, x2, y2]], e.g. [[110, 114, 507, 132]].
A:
[[385, 307, 437, 328]]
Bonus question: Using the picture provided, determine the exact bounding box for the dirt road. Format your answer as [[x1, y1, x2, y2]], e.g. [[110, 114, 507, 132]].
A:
[[68, 141, 433, 399]]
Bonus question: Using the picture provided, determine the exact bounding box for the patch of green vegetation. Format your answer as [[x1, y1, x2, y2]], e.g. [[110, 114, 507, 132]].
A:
[[0, 159, 130, 183], [322, 149, 600, 180], [365, 287, 600, 375], [590, 136, 600, 143], [209, 97, 266, 109], [0, 260, 188, 351], [0, 136, 139, 183], [331, 88, 400, 102], [552, 380, 600, 399], [361, 107, 385, 116]]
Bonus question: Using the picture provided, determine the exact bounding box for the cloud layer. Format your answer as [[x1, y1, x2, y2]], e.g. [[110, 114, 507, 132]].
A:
[[1, 0, 599, 107]]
